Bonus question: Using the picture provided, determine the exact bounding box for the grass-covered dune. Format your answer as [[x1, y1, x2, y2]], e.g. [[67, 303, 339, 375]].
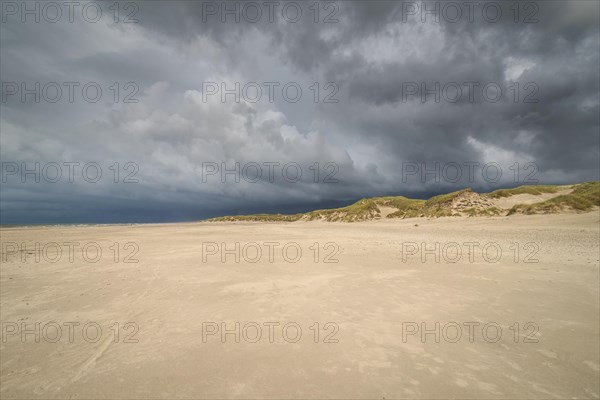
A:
[[485, 185, 561, 198], [507, 181, 600, 215], [207, 182, 600, 222]]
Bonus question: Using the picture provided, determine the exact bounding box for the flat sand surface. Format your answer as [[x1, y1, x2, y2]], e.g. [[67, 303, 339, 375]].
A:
[[1, 213, 599, 399]]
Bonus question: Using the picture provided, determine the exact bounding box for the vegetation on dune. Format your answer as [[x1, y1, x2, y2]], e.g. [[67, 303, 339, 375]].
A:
[[207, 182, 600, 222], [387, 188, 481, 218], [508, 182, 600, 215], [209, 213, 302, 222], [485, 185, 560, 198], [572, 181, 600, 202], [382, 196, 426, 219], [424, 188, 472, 206], [376, 196, 426, 209], [462, 206, 503, 217], [207, 199, 384, 223], [386, 208, 426, 219], [305, 199, 381, 222], [420, 188, 472, 217]]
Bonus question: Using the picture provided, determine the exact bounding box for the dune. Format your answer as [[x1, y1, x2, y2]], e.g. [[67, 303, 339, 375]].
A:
[[208, 182, 600, 222]]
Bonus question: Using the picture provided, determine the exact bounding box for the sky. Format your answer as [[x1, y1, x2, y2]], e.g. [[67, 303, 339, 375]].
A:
[[1, 0, 599, 223]]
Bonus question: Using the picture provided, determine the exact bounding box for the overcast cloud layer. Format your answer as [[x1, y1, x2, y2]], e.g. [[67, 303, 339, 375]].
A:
[[1, 0, 599, 223]]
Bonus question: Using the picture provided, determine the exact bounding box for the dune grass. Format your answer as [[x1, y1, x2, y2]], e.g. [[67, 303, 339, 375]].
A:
[[209, 213, 302, 222], [421, 188, 472, 217], [207, 182, 599, 222], [485, 185, 560, 198], [508, 182, 599, 215], [386, 188, 474, 218], [305, 199, 381, 222], [463, 206, 503, 217], [381, 196, 427, 219]]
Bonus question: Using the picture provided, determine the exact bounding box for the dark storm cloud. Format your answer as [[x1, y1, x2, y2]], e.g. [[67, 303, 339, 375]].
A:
[[1, 0, 598, 223], [306, 1, 600, 188]]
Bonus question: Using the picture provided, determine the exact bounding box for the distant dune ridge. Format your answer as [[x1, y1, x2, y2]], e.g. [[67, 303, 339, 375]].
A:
[[208, 182, 600, 222]]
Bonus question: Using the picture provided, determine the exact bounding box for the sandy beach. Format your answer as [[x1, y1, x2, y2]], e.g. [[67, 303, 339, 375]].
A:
[[1, 213, 599, 399], [2, 0, 599, 397]]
